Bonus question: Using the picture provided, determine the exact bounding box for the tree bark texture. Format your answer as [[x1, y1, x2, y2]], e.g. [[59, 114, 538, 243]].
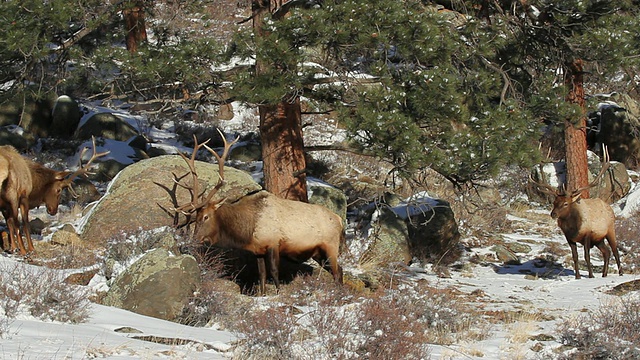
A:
[[259, 99, 308, 201], [253, 0, 308, 202], [124, 2, 147, 54], [564, 59, 590, 197]]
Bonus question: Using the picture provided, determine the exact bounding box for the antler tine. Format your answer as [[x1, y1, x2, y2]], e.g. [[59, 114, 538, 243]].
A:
[[572, 145, 611, 196], [67, 136, 110, 181], [529, 173, 560, 196], [175, 135, 212, 213], [200, 129, 240, 204]]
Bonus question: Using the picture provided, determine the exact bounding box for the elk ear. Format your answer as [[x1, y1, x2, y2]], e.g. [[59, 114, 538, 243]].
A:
[[56, 171, 73, 181], [571, 192, 582, 203], [211, 197, 227, 209]]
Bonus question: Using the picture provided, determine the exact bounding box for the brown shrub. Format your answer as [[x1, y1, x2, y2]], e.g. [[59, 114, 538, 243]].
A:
[[557, 298, 640, 359], [616, 216, 640, 274]]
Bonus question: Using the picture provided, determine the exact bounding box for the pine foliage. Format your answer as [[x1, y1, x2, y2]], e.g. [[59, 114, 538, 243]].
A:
[[1, 0, 639, 186]]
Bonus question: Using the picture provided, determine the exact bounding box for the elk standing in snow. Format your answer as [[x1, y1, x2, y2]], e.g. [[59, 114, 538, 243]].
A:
[[174, 132, 344, 295], [0, 138, 108, 254], [530, 152, 622, 279]]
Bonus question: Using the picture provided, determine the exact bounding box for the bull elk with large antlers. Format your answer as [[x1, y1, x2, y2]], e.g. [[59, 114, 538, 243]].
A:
[[175, 131, 344, 295], [0, 138, 108, 255], [530, 150, 622, 279]]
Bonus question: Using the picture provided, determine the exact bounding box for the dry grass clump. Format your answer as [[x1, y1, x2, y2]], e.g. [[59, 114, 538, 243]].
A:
[[176, 243, 250, 328], [226, 277, 483, 359], [0, 261, 90, 332], [29, 232, 102, 270], [556, 297, 640, 359]]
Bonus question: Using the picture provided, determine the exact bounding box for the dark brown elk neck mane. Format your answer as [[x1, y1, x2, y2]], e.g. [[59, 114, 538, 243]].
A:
[[214, 191, 268, 248], [558, 207, 582, 241], [27, 162, 59, 201]]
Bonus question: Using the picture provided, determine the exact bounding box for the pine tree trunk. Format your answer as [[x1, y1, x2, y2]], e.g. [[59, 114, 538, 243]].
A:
[[259, 99, 308, 201], [124, 2, 147, 54], [564, 59, 590, 197], [253, 0, 308, 202]]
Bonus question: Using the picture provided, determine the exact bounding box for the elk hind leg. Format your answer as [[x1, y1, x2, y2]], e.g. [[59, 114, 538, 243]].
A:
[[595, 241, 610, 277], [606, 231, 623, 276], [314, 244, 343, 284]]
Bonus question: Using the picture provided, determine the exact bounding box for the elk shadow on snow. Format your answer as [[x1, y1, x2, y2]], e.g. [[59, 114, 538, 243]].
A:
[[491, 257, 577, 279]]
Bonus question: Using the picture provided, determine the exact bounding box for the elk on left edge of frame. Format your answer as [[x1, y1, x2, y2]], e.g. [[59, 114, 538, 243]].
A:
[[0, 137, 109, 255]]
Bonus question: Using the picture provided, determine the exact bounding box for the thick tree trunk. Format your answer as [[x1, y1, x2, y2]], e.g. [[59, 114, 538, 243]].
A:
[[124, 2, 147, 54], [564, 59, 590, 197], [259, 99, 308, 201], [253, 0, 308, 201]]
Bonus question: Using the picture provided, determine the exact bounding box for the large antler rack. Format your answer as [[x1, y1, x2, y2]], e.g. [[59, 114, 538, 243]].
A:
[[529, 145, 611, 197], [174, 130, 239, 215], [67, 136, 110, 181], [571, 145, 610, 198]]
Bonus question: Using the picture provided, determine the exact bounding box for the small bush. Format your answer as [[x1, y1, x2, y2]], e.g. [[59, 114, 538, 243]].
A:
[[226, 277, 483, 359], [106, 227, 175, 265], [103, 227, 179, 280], [176, 244, 239, 327], [0, 262, 90, 325], [557, 297, 640, 359], [233, 306, 300, 360]]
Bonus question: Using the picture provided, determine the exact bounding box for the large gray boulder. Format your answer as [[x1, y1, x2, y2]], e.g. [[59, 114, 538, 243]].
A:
[[51, 95, 81, 138], [406, 197, 461, 265], [76, 112, 139, 142], [590, 93, 640, 169], [358, 193, 460, 268], [79, 155, 262, 245], [0, 96, 54, 137], [102, 248, 201, 321], [359, 206, 412, 267], [308, 180, 348, 224]]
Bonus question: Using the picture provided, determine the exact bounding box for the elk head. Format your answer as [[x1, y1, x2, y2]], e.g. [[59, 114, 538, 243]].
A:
[[60, 138, 109, 210], [174, 130, 238, 241], [29, 136, 109, 215], [530, 147, 611, 219]]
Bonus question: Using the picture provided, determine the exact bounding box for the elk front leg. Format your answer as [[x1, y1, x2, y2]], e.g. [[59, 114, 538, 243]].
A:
[[256, 255, 267, 296], [5, 208, 26, 255], [267, 247, 280, 292], [583, 237, 594, 278], [569, 241, 581, 279], [19, 198, 34, 253]]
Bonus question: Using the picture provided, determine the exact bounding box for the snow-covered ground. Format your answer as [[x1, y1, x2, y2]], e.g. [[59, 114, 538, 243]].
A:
[[2, 229, 638, 359], [1, 298, 234, 359]]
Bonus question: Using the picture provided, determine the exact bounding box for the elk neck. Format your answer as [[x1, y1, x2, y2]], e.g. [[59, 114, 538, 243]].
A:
[[209, 191, 268, 249]]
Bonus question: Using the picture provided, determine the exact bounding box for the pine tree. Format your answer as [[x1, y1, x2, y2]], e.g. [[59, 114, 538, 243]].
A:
[[251, 0, 308, 201], [227, 0, 540, 189], [448, 0, 640, 192], [0, 1, 221, 104]]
